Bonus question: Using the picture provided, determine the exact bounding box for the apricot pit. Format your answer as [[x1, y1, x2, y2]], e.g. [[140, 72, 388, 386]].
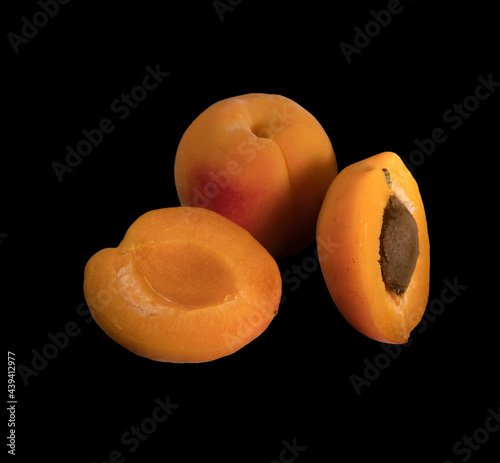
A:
[[379, 171, 420, 295]]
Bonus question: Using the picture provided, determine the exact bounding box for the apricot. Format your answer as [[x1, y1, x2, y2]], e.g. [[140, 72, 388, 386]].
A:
[[316, 152, 430, 344], [174, 93, 337, 258], [83, 207, 282, 363]]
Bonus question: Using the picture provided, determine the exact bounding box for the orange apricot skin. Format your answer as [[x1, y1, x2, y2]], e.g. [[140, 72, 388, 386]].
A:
[[174, 93, 337, 258], [316, 152, 430, 344], [83, 207, 282, 363]]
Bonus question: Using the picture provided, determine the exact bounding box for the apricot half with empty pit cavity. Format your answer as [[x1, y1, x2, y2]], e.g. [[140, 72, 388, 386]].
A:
[[316, 152, 430, 344], [83, 207, 282, 363]]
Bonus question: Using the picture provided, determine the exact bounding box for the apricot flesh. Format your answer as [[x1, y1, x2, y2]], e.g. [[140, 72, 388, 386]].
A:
[[174, 93, 337, 258], [316, 152, 430, 344], [83, 207, 282, 363]]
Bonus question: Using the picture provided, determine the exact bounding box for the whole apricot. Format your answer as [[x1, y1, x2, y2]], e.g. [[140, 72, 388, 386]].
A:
[[174, 93, 337, 258]]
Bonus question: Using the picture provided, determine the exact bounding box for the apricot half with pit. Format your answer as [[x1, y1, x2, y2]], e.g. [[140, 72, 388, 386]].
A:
[[174, 93, 337, 258], [83, 207, 282, 363], [316, 152, 430, 344]]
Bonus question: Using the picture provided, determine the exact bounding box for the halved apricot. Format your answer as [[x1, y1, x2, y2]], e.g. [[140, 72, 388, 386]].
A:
[[83, 207, 282, 363], [316, 152, 430, 343]]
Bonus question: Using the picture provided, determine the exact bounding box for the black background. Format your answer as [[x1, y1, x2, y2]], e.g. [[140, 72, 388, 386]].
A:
[[3, 0, 499, 462]]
